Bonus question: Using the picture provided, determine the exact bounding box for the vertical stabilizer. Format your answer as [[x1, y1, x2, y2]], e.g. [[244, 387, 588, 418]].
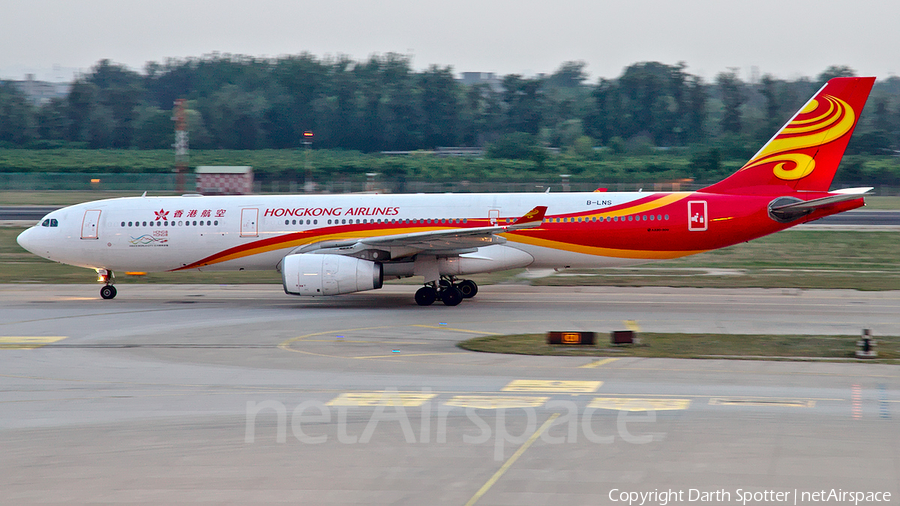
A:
[[702, 77, 875, 195]]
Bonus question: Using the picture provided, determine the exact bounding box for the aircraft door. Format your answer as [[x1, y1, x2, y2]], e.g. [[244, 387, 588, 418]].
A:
[[240, 208, 258, 237], [488, 209, 500, 225], [688, 201, 708, 231], [81, 210, 101, 239]]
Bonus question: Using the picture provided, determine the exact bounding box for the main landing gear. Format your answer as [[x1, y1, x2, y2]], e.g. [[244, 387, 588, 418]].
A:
[[98, 269, 117, 300], [415, 277, 478, 307]]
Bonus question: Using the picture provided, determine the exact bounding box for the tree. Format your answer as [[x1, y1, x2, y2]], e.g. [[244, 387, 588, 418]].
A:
[[86, 60, 145, 147], [0, 82, 36, 145], [133, 106, 173, 149], [35, 98, 69, 142], [419, 65, 461, 148], [204, 84, 268, 149], [546, 61, 588, 88], [717, 71, 745, 134], [501, 75, 543, 135], [816, 65, 856, 85]]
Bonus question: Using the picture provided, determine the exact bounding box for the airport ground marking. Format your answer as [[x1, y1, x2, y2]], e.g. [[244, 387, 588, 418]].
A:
[[0, 336, 67, 350], [326, 391, 437, 407], [464, 413, 561, 506], [623, 320, 641, 332], [411, 325, 495, 335], [501, 380, 602, 393], [445, 395, 549, 409], [278, 325, 404, 351], [578, 357, 620, 369], [352, 352, 467, 359], [588, 397, 691, 411], [709, 397, 816, 408]]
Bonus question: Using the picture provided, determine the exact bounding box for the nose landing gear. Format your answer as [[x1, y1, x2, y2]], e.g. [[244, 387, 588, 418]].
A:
[[415, 277, 478, 307], [98, 269, 117, 300]]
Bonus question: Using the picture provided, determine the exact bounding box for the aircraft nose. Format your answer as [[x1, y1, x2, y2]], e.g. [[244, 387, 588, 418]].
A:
[[16, 227, 38, 255]]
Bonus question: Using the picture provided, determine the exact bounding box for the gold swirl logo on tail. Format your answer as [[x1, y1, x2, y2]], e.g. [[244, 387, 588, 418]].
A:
[[740, 95, 855, 181]]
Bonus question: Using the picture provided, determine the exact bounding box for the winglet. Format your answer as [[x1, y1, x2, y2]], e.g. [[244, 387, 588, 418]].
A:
[[507, 206, 547, 230]]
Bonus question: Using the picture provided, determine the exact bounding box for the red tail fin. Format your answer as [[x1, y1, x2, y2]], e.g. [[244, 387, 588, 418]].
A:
[[702, 76, 875, 195]]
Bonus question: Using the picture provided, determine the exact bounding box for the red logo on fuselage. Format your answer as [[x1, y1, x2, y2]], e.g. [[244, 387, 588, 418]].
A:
[[154, 209, 169, 221]]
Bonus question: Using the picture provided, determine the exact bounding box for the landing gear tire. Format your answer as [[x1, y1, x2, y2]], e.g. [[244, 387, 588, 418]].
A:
[[440, 286, 463, 306], [415, 286, 437, 306], [457, 280, 478, 299], [100, 285, 117, 300]]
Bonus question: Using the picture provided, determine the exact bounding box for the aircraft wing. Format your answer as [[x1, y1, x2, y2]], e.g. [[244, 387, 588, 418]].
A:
[[299, 206, 547, 258]]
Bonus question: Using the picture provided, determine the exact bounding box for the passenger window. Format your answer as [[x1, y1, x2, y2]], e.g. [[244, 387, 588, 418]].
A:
[[121, 222, 125, 227]]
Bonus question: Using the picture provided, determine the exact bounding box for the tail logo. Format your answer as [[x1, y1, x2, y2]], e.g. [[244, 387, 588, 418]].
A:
[[740, 95, 856, 181]]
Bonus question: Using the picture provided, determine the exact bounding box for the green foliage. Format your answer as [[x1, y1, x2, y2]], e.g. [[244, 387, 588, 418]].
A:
[[571, 136, 595, 158], [486, 132, 546, 164], [1, 55, 900, 186]]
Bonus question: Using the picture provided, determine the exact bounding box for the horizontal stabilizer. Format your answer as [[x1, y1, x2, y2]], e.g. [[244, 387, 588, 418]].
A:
[[771, 187, 872, 212]]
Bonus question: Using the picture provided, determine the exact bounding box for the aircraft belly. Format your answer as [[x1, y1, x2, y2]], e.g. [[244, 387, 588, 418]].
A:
[[511, 243, 655, 269]]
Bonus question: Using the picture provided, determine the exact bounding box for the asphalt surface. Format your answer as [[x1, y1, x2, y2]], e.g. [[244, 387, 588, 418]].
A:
[[1, 284, 898, 505], [4, 205, 900, 226]]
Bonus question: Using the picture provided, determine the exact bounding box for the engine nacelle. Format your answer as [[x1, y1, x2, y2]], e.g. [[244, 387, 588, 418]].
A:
[[282, 254, 383, 296]]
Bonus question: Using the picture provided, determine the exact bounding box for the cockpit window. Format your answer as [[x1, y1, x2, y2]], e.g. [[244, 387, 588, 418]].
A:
[[41, 219, 59, 227]]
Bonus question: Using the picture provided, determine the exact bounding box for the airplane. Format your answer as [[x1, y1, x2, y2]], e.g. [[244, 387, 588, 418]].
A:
[[16, 76, 876, 307]]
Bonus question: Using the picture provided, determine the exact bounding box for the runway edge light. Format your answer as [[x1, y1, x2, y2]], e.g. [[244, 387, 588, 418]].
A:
[[547, 331, 595, 346]]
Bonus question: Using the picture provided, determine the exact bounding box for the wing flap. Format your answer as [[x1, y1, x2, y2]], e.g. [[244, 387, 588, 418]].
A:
[[302, 206, 548, 257]]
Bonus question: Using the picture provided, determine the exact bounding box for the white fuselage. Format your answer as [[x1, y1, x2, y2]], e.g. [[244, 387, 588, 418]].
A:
[[17, 192, 659, 274]]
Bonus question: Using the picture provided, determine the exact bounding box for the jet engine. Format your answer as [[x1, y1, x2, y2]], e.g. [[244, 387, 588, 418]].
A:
[[282, 254, 383, 296]]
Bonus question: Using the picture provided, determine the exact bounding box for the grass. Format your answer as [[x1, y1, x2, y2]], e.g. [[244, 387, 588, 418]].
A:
[[458, 333, 900, 362], [863, 196, 900, 210]]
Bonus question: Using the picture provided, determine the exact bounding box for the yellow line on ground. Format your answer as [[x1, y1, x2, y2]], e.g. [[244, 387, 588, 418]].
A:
[[0, 336, 67, 350], [411, 325, 495, 335], [351, 352, 467, 359], [277, 326, 401, 351], [579, 357, 620, 369], [464, 413, 561, 506], [623, 320, 641, 332]]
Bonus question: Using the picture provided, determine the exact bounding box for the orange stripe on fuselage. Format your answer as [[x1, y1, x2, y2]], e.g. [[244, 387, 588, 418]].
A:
[[172, 193, 694, 271], [172, 225, 448, 270], [505, 233, 708, 260]]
